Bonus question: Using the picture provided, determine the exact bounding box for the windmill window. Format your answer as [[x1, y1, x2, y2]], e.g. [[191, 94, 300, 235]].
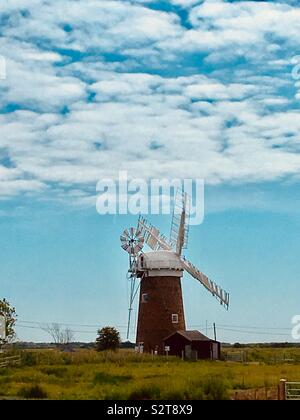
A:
[[142, 293, 149, 303], [172, 314, 179, 324]]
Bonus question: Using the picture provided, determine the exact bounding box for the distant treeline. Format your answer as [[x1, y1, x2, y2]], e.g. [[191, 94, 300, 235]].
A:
[[12, 341, 136, 350], [11, 341, 300, 350], [224, 342, 300, 349]]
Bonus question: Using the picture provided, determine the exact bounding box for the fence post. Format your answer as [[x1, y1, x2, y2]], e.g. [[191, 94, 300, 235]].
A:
[[278, 379, 286, 400]]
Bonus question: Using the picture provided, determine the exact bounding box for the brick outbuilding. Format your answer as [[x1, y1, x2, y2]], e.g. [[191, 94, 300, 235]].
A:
[[163, 330, 221, 360]]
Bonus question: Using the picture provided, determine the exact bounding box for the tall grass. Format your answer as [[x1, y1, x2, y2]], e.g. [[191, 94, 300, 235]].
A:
[[0, 348, 299, 400]]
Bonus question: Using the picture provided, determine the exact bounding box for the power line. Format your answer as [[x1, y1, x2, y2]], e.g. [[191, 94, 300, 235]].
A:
[[18, 320, 128, 328], [217, 324, 292, 331], [16, 324, 98, 334], [17, 320, 292, 331], [216, 327, 292, 337], [16, 324, 293, 337]]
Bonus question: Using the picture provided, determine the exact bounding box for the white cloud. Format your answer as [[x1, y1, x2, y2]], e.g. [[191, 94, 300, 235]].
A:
[[0, 0, 183, 56], [0, 0, 300, 202], [189, 1, 300, 47], [0, 179, 45, 197]]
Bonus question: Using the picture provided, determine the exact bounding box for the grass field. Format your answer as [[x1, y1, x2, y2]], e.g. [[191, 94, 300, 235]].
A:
[[1, 347, 300, 400]]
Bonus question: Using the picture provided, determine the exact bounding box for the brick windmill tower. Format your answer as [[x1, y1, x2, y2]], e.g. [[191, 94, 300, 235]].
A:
[[120, 191, 229, 354]]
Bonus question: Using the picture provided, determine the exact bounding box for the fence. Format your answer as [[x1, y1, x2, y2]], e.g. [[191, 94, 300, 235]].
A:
[[234, 380, 300, 400], [0, 355, 21, 368], [224, 351, 247, 363], [278, 379, 300, 400], [285, 382, 300, 400]]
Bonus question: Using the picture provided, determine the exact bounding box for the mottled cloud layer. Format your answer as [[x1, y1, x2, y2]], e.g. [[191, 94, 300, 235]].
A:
[[0, 0, 300, 203]]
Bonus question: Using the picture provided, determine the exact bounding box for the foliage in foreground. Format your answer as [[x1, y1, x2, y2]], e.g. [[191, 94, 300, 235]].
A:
[[0, 347, 300, 400]]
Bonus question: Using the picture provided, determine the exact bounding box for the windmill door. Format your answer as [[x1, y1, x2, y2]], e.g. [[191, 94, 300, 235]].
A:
[[185, 345, 192, 359], [212, 343, 219, 360]]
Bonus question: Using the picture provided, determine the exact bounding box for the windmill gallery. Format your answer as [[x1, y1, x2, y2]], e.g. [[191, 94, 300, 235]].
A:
[[120, 191, 230, 359]]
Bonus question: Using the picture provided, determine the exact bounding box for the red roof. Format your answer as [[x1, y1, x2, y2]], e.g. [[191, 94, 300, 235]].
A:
[[164, 330, 214, 342]]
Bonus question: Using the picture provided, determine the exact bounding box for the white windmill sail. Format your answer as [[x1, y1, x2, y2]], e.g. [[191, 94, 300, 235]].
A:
[[182, 258, 230, 309], [138, 215, 229, 309], [137, 216, 173, 251], [170, 189, 190, 256]]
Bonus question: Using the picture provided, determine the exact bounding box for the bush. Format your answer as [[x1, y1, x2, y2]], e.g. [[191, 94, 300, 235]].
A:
[[203, 376, 229, 401], [195, 376, 230, 400], [96, 327, 121, 352], [18, 385, 48, 399]]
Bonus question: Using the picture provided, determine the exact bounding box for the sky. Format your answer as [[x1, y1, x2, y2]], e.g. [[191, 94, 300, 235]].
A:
[[1, 0, 300, 343]]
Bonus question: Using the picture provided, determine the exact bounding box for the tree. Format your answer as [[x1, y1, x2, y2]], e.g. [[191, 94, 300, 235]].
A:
[[42, 323, 74, 346], [96, 327, 121, 351], [233, 342, 243, 349], [0, 298, 17, 346], [62, 327, 74, 345]]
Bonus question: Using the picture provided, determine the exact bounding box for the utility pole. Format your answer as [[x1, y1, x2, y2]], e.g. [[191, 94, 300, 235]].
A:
[[213, 322, 217, 341]]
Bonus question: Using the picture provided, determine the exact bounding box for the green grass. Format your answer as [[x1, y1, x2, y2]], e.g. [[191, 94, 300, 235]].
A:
[[0, 348, 300, 400]]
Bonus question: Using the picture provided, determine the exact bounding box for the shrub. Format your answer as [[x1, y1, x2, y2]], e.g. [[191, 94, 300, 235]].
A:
[[96, 327, 121, 352], [200, 376, 230, 400], [18, 385, 48, 399]]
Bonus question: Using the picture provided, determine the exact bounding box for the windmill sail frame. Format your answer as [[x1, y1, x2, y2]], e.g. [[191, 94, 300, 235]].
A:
[[182, 258, 229, 309], [170, 189, 190, 255], [137, 213, 230, 309]]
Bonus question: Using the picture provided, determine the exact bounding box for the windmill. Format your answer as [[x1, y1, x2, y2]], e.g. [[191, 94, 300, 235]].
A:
[[120, 190, 229, 353]]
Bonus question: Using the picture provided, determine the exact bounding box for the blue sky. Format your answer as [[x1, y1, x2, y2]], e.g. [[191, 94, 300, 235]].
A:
[[1, 0, 300, 343]]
